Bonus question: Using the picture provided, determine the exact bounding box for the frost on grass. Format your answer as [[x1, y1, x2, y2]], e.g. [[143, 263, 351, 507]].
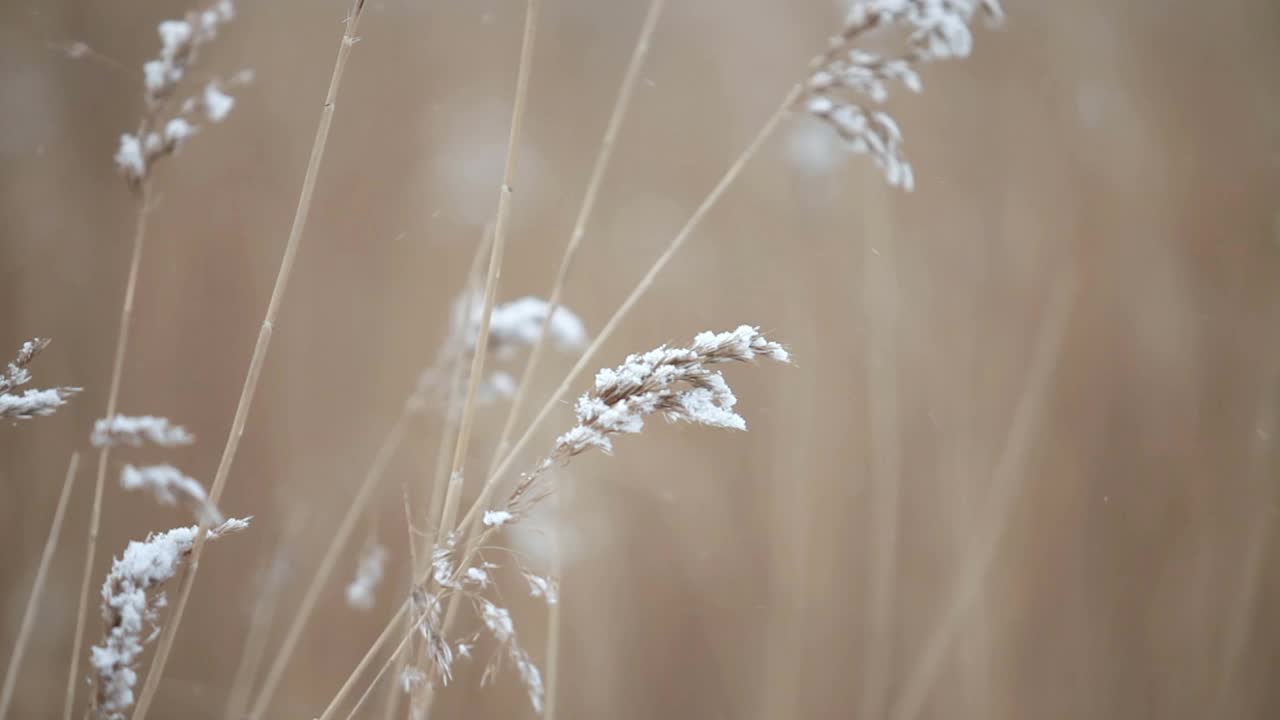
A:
[[90, 518, 250, 720], [92, 415, 194, 448], [553, 325, 790, 456], [114, 0, 250, 186], [345, 543, 387, 611], [0, 338, 80, 420], [803, 0, 1004, 190], [419, 327, 788, 715], [120, 464, 223, 526]]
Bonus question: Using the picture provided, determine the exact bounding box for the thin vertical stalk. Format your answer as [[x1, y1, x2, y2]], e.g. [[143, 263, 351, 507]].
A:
[[65, 182, 152, 720], [433, 0, 540, 543], [1, 453, 79, 720], [889, 277, 1076, 720], [131, 4, 367, 717], [245, 402, 410, 720], [222, 551, 289, 720]]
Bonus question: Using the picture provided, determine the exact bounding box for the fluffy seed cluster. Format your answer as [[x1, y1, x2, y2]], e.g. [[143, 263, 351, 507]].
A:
[[804, 0, 1004, 190], [114, 0, 250, 186], [92, 415, 194, 448], [345, 543, 388, 611], [120, 464, 223, 526], [91, 519, 250, 720], [0, 338, 80, 420], [554, 325, 790, 456]]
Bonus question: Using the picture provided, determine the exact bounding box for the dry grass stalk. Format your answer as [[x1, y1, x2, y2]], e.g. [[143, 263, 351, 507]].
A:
[[130, 3, 368, 715], [413, 0, 542, 713], [478, 2, 668, 709], [222, 551, 291, 720], [0, 453, 79, 720], [243, 228, 492, 720], [890, 276, 1076, 720], [430, 0, 541, 552]]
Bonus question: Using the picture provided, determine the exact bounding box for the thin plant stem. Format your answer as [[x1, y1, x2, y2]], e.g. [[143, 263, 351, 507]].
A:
[[222, 550, 289, 720], [317, 603, 409, 720], [0, 453, 79, 720], [858, 184, 901, 720], [245, 407, 412, 720], [244, 226, 491, 718], [412, 2, 541, 714], [433, 0, 540, 544], [485, 0, 666, 469], [477, 4, 665, 717], [889, 276, 1076, 720], [344, 632, 413, 720], [131, 4, 367, 717], [65, 182, 152, 720], [322, 82, 803, 717], [542, 491, 564, 720]]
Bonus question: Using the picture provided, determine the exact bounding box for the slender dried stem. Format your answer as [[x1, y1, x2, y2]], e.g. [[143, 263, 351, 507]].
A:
[[222, 552, 289, 720], [542, 492, 565, 720], [66, 183, 152, 720], [0, 453, 79, 720], [433, 0, 540, 543], [479, 4, 665, 717], [486, 0, 665, 468], [858, 186, 901, 720], [889, 276, 1076, 720], [245, 407, 411, 719], [316, 604, 409, 720], [131, 4, 367, 717], [344, 631, 413, 720]]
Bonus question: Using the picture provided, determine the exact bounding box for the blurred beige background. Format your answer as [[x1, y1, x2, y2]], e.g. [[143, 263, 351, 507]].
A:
[[3, 0, 1279, 717]]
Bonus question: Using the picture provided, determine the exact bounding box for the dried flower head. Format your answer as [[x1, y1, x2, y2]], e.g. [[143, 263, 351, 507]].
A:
[[0, 338, 81, 420], [90, 518, 250, 720], [803, 0, 1004, 189]]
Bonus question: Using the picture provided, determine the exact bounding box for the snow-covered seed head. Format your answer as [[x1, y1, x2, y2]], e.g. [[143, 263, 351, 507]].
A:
[[803, 0, 1003, 190], [90, 518, 250, 719], [554, 326, 790, 457], [0, 337, 80, 420]]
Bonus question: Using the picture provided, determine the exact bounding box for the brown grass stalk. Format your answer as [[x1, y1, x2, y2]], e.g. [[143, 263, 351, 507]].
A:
[[65, 183, 153, 720], [222, 551, 289, 720], [889, 275, 1077, 720], [432, 0, 540, 544], [0, 453, 79, 720], [858, 185, 902, 720], [130, 3, 368, 717]]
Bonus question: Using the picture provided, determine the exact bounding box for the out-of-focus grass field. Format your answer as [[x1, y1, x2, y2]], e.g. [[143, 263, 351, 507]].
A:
[[2, 0, 1279, 717]]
